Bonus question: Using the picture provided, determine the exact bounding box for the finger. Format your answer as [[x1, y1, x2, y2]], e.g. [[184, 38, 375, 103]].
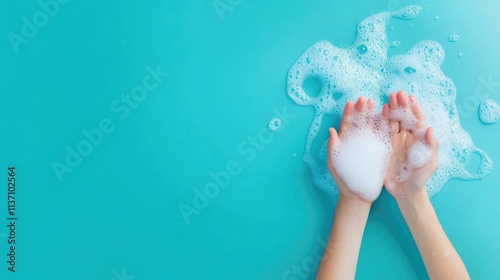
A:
[[425, 127, 439, 150], [389, 93, 398, 110], [327, 128, 339, 158], [400, 129, 408, 144], [367, 99, 375, 126], [354, 96, 366, 113], [409, 95, 426, 129], [425, 127, 439, 166], [397, 91, 409, 108], [390, 119, 400, 135], [382, 104, 390, 119], [339, 101, 354, 135], [367, 99, 375, 111]]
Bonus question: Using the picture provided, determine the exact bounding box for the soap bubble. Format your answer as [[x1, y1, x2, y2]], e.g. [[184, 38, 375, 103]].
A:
[[357, 44, 368, 54]]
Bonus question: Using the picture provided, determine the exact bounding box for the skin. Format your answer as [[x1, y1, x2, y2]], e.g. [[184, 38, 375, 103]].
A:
[[316, 92, 470, 280]]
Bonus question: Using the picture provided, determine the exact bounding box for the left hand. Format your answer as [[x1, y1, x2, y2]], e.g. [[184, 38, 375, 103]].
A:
[[327, 97, 375, 205]]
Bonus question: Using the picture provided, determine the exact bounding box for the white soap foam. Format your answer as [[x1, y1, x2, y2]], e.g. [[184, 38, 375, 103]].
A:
[[286, 5, 493, 203], [478, 99, 500, 124], [407, 140, 432, 169], [330, 108, 391, 201]]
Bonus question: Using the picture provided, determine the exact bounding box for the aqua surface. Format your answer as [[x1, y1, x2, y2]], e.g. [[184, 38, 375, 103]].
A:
[[0, 0, 499, 279]]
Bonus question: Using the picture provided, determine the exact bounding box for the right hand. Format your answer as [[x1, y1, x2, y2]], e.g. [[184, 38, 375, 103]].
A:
[[382, 91, 439, 199]]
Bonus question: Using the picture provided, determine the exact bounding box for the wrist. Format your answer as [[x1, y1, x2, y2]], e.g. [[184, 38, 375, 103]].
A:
[[338, 194, 372, 212], [395, 188, 429, 208]]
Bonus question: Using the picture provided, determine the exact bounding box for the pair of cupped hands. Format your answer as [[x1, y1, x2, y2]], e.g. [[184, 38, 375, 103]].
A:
[[327, 91, 439, 205]]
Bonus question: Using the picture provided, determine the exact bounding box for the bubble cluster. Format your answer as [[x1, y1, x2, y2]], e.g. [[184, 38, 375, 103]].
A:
[[286, 5, 493, 203], [478, 99, 500, 124]]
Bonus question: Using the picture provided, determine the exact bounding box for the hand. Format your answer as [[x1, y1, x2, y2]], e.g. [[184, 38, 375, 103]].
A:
[[328, 97, 375, 205], [382, 91, 439, 199]]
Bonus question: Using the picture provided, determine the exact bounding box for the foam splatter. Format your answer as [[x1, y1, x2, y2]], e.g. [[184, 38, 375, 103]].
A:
[[286, 5, 493, 202], [479, 99, 500, 124]]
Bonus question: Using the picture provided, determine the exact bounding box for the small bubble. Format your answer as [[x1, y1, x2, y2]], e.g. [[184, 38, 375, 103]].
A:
[[458, 52, 463, 57], [409, 24, 413, 28], [405, 67, 417, 74], [448, 35, 460, 42], [357, 44, 368, 54], [268, 117, 282, 132], [291, 153, 297, 158], [389, 26, 395, 31], [434, 16, 440, 21]]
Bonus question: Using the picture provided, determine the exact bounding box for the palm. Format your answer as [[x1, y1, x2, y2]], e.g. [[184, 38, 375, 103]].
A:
[[327, 97, 376, 203], [385, 129, 418, 196]]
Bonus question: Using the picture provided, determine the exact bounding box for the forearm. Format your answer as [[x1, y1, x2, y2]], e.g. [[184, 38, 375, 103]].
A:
[[316, 195, 371, 280], [397, 190, 469, 279]]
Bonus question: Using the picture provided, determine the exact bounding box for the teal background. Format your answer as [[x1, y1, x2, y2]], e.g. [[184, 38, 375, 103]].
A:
[[1, 0, 499, 279]]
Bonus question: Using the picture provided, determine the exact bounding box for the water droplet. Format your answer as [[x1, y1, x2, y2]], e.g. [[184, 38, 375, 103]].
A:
[[458, 52, 463, 57], [405, 67, 417, 74], [389, 26, 395, 31], [442, 251, 451, 260], [357, 44, 368, 54], [268, 117, 282, 132], [291, 153, 297, 158], [431, 252, 436, 257], [434, 16, 440, 21], [448, 34, 460, 42]]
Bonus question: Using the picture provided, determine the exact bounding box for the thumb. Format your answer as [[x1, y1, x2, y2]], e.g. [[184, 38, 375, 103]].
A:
[[328, 128, 339, 152], [425, 127, 439, 164], [425, 127, 438, 149], [327, 128, 339, 171]]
